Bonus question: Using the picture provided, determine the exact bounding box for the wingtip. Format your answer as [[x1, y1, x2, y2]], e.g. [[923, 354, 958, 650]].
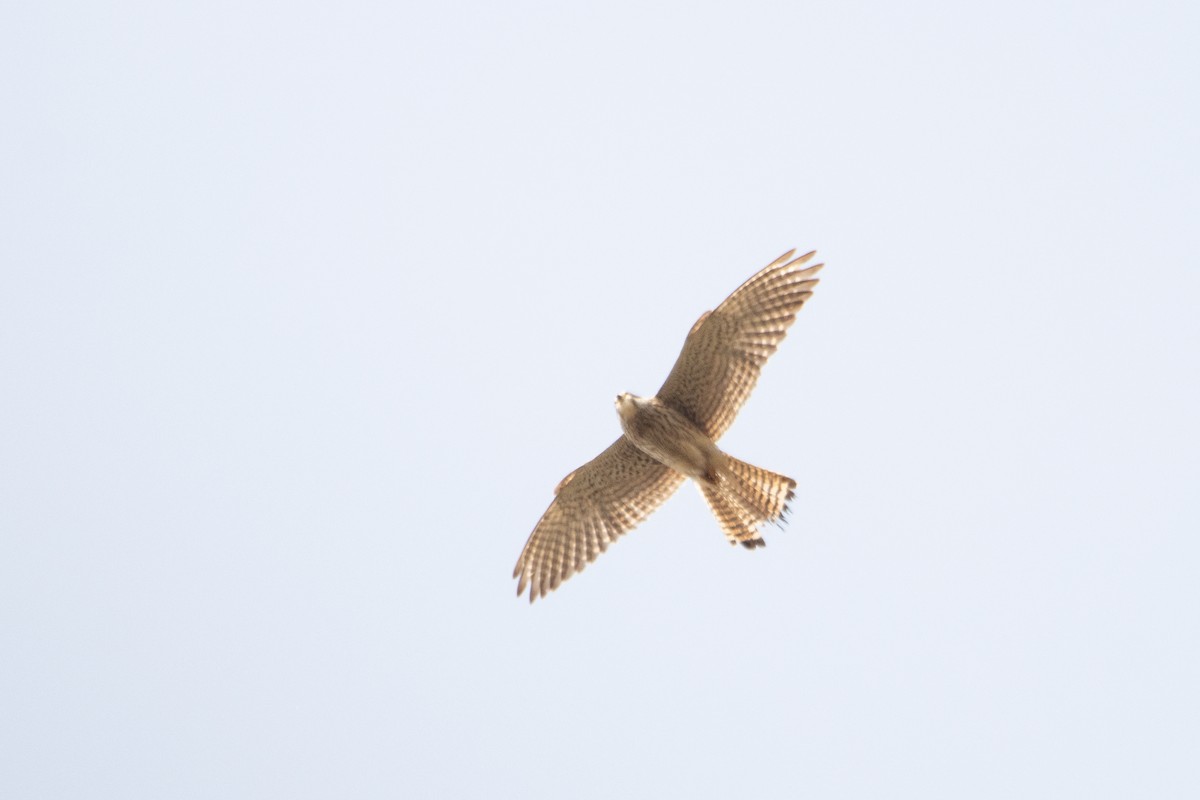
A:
[[772, 248, 798, 267], [786, 250, 817, 269], [795, 261, 824, 281]]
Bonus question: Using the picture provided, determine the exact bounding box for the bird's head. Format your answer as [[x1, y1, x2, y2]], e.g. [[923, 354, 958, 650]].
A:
[[614, 392, 641, 423]]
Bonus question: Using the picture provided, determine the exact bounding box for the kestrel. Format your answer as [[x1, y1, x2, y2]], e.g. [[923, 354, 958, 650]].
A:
[[513, 249, 824, 602]]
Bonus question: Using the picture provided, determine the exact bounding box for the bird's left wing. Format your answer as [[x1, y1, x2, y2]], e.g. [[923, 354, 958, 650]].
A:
[[514, 436, 685, 602], [656, 250, 823, 440]]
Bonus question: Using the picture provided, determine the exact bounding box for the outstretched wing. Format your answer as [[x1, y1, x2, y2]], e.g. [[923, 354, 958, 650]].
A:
[[657, 250, 823, 440], [514, 437, 685, 602]]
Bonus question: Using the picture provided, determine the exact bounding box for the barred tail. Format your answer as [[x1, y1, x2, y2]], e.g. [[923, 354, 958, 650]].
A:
[[698, 456, 796, 549]]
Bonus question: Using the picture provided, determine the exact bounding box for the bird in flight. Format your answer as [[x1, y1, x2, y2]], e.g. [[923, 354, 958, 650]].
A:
[[513, 249, 824, 602]]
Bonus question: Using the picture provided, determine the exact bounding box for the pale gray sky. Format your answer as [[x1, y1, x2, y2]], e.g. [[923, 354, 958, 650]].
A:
[[3, 2, 1198, 798]]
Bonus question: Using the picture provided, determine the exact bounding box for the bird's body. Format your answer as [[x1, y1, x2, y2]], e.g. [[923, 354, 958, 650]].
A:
[[615, 393, 719, 482], [616, 391, 796, 551], [514, 249, 824, 602]]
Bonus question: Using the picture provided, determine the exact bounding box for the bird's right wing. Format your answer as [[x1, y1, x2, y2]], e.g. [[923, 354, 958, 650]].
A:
[[513, 436, 685, 602]]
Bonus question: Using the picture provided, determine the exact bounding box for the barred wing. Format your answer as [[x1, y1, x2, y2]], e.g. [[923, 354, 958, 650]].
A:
[[657, 250, 823, 440], [514, 437, 685, 603]]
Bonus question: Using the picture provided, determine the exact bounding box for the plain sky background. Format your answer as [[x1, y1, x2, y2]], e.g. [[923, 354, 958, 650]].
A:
[[2, 2, 1198, 798]]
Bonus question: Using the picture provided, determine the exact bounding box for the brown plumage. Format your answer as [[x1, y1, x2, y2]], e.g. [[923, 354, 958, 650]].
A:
[[514, 249, 823, 602]]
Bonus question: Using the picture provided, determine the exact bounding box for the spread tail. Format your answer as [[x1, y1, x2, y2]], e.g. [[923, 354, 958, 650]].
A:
[[698, 455, 797, 548]]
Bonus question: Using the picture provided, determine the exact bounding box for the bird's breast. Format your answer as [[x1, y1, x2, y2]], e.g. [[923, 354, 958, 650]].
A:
[[618, 399, 718, 479]]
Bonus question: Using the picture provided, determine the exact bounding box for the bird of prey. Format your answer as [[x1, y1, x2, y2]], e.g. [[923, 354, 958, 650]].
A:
[[513, 249, 824, 602]]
